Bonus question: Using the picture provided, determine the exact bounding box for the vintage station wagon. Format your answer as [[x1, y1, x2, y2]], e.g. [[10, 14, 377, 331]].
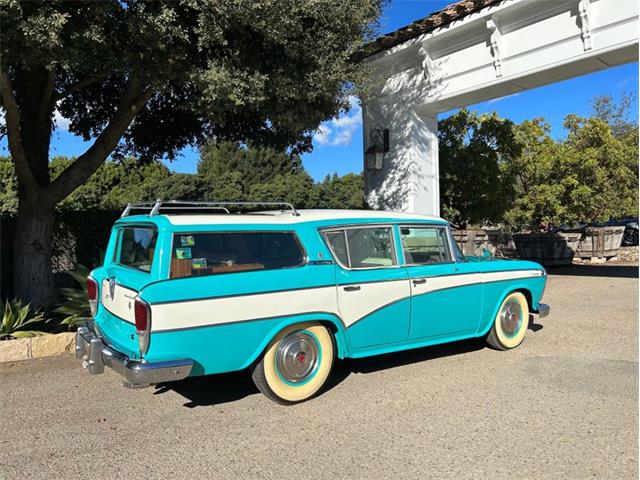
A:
[[76, 200, 550, 404]]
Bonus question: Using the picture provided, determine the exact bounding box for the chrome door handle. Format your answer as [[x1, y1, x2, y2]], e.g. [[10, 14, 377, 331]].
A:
[[343, 285, 361, 292], [412, 279, 427, 285]]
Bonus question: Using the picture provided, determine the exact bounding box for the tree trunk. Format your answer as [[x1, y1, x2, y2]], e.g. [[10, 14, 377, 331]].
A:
[[13, 201, 56, 308]]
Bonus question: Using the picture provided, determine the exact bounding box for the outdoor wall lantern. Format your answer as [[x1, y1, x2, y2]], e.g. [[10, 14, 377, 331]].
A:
[[365, 127, 389, 174]]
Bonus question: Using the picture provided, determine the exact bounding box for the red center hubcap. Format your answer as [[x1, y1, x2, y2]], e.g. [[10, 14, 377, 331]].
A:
[[295, 352, 306, 363]]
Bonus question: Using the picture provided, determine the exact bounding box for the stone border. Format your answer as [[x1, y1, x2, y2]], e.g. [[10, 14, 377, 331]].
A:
[[0, 332, 75, 363]]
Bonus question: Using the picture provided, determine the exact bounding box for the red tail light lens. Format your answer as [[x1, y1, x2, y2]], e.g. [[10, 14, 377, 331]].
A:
[[134, 297, 151, 356], [87, 277, 98, 301], [87, 277, 98, 316], [134, 299, 149, 332]]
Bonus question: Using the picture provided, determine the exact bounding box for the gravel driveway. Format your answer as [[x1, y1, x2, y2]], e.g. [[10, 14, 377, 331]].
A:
[[1, 263, 637, 479]]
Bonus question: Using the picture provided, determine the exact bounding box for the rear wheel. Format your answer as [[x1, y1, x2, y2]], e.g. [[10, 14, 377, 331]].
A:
[[486, 292, 529, 351], [251, 322, 334, 405]]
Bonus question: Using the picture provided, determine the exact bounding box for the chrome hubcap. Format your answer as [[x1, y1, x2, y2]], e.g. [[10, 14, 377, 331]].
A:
[[500, 299, 523, 338], [275, 331, 320, 384]]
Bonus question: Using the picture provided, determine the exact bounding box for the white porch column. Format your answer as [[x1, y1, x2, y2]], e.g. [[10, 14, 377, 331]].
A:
[[363, 101, 440, 216]]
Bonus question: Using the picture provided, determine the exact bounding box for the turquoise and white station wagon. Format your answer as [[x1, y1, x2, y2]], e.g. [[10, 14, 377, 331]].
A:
[[76, 200, 550, 404]]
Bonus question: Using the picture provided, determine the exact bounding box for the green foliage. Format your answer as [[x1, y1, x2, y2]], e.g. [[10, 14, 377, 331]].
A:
[[0, 156, 17, 215], [198, 142, 302, 193], [0, 299, 49, 339], [590, 92, 637, 139], [54, 264, 91, 327], [504, 111, 639, 232], [249, 172, 322, 209], [502, 119, 564, 232], [560, 115, 638, 224], [2, 0, 382, 159], [318, 173, 364, 209], [438, 109, 520, 227]]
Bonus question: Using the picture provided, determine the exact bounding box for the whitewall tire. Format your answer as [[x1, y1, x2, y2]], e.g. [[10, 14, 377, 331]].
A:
[[251, 322, 334, 404], [486, 292, 529, 351]]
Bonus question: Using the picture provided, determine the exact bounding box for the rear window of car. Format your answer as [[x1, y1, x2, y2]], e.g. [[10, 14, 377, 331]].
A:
[[116, 227, 158, 272], [170, 231, 305, 278]]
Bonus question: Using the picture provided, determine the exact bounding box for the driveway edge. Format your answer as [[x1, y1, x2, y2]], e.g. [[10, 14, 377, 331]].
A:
[[0, 332, 75, 363]]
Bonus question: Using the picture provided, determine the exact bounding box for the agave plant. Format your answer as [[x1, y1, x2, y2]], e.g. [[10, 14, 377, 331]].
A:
[[55, 264, 92, 328], [0, 299, 49, 340]]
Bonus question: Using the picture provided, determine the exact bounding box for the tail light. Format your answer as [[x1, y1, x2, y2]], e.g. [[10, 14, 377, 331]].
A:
[[87, 277, 98, 316], [134, 297, 151, 356]]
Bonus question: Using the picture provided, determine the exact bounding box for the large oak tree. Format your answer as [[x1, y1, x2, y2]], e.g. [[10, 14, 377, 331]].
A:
[[0, 0, 381, 305]]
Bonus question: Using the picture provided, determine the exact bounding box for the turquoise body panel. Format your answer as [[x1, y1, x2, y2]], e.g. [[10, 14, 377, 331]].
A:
[[404, 262, 483, 340], [89, 213, 547, 377], [347, 298, 412, 349], [335, 266, 411, 348], [148, 312, 347, 376]]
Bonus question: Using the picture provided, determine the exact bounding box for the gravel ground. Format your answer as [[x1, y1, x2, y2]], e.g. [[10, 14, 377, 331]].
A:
[[1, 263, 637, 480]]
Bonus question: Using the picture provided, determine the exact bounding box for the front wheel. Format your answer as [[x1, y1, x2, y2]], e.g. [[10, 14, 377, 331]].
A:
[[251, 322, 334, 405], [486, 292, 529, 351]]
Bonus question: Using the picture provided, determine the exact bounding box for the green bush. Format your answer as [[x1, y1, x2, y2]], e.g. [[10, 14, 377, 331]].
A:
[[54, 265, 92, 328], [0, 299, 49, 340], [504, 114, 638, 232]]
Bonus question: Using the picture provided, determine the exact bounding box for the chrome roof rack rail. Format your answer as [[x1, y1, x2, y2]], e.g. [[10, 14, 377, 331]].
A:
[[121, 200, 299, 217]]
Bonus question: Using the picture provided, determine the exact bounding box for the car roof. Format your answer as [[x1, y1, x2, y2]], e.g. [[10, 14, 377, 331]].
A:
[[122, 209, 447, 226]]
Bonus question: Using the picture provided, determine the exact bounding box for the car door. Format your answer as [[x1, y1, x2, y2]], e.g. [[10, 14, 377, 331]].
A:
[[323, 226, 411, 349], [399, 225, 482, 340]]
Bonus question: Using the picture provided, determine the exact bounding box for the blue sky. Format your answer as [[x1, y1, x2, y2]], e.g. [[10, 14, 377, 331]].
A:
[[4, 0, 638, 180]]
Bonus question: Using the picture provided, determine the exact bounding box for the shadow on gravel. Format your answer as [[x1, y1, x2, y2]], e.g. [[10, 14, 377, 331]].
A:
[[157, 319, 543, 407], [548, 264, 638, 279], [154, 371, 260, 408]]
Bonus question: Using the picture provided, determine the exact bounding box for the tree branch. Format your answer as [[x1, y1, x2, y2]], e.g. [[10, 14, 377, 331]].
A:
[[52, 74, 105, 103], [37, 65, 56, 127], [0, 71, 39, 192], [46, 77, 153, 204]]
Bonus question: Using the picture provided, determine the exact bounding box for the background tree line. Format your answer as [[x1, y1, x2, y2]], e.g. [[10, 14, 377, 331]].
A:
[[438, 93, 638, 231], [0, 141, 364, 214], [1, 93, 635, 226]]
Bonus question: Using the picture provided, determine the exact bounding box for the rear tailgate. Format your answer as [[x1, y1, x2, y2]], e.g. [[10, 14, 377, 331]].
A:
[[93, 222, 161, 358]]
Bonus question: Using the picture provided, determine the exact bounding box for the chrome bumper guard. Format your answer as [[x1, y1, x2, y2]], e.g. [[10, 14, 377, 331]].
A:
[[537, 303, 550, 318], [75, 323, 193, 388]]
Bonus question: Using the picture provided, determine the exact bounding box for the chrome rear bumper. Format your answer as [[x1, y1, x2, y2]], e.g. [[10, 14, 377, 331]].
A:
[[75, 323, 193, 388], [537, 303, 550, 318]]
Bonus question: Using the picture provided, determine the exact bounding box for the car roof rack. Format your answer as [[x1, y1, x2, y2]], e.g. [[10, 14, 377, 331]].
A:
[[121, 200, 300, 218]]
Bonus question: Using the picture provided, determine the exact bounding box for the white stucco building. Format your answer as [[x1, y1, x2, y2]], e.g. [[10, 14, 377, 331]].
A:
[[361, 0, 639, 215]]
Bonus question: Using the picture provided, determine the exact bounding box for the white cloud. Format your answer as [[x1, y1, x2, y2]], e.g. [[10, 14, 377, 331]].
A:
[[314, 96, 362, 147], [0, 105, 69, 132], [617, 78, 632, 88], [54, 108, 70, 131], [314, 124, 333, 146], [486, 92, 521, 105]]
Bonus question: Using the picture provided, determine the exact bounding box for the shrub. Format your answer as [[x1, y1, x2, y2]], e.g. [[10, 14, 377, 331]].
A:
[[0, 299, 49, 340], [54, 265, 92, 328]]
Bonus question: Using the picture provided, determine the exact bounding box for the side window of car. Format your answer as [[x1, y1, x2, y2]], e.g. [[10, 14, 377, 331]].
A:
[[170, 231, 305, 278], [324, 231, 350, 266], [324, 227, 397, 269], [399, 226, 452, 265]]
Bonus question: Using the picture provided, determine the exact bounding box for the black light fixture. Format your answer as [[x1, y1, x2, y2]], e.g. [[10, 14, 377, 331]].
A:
[[365, 127, 389, 174]]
